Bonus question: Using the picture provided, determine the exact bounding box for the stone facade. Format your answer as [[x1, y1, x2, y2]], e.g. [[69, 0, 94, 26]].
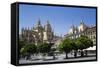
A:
[[65, 20, 96, 46], [20, 20, 54, 45]]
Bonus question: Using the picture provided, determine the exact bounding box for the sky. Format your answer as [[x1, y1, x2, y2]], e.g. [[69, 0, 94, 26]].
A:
[[19, 4, 96, 36]]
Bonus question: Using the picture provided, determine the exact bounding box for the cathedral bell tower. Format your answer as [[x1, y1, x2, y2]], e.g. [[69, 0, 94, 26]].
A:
[[43, 20, 53, 43], [33, 19, 44, 45], [78, 20, 87, 32]]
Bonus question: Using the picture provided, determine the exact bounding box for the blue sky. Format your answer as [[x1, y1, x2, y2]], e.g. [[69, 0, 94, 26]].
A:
[[19, 4, 96, 36]]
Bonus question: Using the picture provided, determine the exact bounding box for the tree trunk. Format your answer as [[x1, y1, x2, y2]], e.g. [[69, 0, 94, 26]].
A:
[[53, 53, 56, 59], [85, 50, 88, 56], [65, 52, 68, 59], [42, 53, 46, 60], [74, 50, 77, 58], [81, 50, 84, 57]]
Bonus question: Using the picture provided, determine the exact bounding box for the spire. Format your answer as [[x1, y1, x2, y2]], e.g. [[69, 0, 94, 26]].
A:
[[80, 19, 84, 25], [21, 28, 24, 34], [46, 20, 50, 25], [71, 19, 75, 28], [35, 19, 41, 28], [71, 24, 75, 29], [44, 20, 52, 32], [37, 19, 41, 26], [28, 27, 29, 30]]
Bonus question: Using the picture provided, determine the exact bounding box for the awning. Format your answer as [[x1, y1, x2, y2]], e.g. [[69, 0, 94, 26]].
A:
[[85, 46, 96, 50]]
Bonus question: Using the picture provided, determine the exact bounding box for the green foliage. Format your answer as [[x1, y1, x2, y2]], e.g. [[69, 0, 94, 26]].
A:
[[58, 38, 73, 53], [20, 43, 37, 56], [70, 40, 78, 50], [76, 35, 93, 57], [51, 48, 56, 52], [26, 43, 37, 54], [58, 38, 74, 59], [38, 43, 51, 54], [58, 35, 93, 58], [70, 40, 78, 58], [19, 35, 93, 58], [19, 40, 26, 50], [20, 47, 27, 56], [76, 35, 93, 50]]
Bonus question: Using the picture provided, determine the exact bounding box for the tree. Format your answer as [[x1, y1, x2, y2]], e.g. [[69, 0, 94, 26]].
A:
[[19, 40, 26, 50], [38, 43, 51, 60], [27, 43, 37, 56], [20, 46, 28, 58], [70, 40, 78, 58], [20, 43, 37, 59], [83, 36, 93, 56], [58, 38, 73, 59], [51, 48, 56, 59], [19, 40, 26, 58], [76, 35, 93, 57]]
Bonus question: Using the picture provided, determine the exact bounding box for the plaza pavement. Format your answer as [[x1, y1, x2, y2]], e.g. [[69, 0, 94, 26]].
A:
[[19, 53, 96, 64]]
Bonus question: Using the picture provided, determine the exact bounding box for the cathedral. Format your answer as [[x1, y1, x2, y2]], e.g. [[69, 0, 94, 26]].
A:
[[20, 20, 54, 45]]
